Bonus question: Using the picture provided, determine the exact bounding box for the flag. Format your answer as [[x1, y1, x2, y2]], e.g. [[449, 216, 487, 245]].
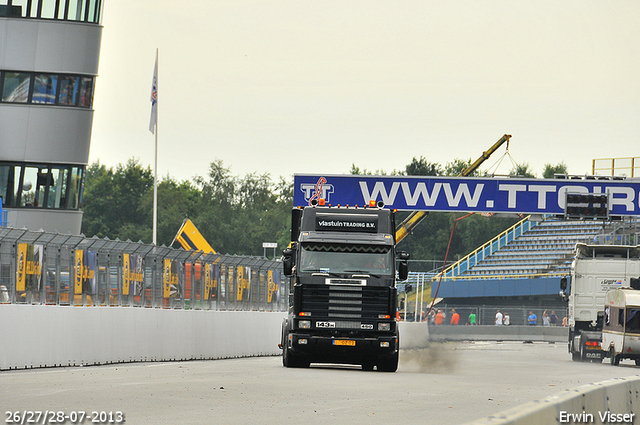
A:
[[149, 52, 158, 133]]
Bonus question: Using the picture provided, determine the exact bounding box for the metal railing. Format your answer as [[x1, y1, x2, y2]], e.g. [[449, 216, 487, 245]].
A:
[[432, 215, 536, 281], [0, 227, 286, 311]]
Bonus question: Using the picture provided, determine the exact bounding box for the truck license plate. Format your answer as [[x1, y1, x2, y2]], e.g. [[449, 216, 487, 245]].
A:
[[333, 340, 356, 346], [585, 352, 600, 358]]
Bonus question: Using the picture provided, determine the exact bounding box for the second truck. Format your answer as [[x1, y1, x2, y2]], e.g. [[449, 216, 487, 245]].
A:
[[280, 200, 409, 372], [560, 243, 640, 362]]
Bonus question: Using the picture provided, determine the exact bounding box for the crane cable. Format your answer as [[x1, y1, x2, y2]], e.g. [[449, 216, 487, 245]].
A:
[[484, 139, 520, 177], [425, 212, 474, 319]]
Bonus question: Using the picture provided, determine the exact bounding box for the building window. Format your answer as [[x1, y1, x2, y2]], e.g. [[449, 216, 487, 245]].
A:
[[58, 75, 79, 106], [0, 0, 102, 24], [1, 72, 31, 103], [32, 74, 58, 105], [0, 71, 94, 108], [0, 162, 84, 210]]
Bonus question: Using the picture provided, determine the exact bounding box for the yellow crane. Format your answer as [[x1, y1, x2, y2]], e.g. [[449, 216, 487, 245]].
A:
[[394, 134, 512, 243], [171, 218, 216, 254]]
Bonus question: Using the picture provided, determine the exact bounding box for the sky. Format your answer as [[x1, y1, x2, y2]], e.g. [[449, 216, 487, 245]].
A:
[[89, 1, 640, 183]]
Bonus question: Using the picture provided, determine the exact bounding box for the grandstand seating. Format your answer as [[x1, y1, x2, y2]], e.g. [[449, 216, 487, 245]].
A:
[[459, 218, 605, 278]]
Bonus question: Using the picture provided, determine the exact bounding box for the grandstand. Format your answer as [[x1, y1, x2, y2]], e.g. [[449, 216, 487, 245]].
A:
[[463, 219, 604, 277], [428, 215, 639, 308]]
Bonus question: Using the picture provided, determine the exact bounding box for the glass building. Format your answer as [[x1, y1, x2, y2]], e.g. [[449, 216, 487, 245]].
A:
[[0, 0, 103, 234]]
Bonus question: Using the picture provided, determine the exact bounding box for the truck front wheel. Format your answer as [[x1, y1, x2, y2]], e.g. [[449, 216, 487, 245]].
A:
[[283, 340, 310, 368], [377, 352, 398, 372]]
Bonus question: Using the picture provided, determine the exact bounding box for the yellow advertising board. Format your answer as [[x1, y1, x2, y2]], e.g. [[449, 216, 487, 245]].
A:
[[236, 266, 244, 300], [74, 249, 83, 295], [122, 253, 131, 296], [16, 243, 27, 291], [16, 243, 43, 292], [267, 270, 276, 303], [204, 263, 217, 300]]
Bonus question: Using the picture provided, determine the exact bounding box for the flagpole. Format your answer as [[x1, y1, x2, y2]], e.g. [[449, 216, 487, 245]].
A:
[[152, 48, 158, 245]]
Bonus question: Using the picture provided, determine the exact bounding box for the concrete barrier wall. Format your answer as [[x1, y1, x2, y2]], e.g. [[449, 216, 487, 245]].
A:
[[4, 308, 639, 423], [0, 305, 286, 370], [467, 376, 640, 425], [428, 325, 568, 343]]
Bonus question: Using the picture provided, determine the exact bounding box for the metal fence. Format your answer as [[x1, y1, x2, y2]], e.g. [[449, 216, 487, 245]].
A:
[[400, 303, 568, 327], [0, 227, 287, 311]]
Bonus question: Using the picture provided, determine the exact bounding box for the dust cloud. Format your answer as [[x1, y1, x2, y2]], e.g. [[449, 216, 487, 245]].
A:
[[399, 345, 458, 373], [398, 322, 458, 373]]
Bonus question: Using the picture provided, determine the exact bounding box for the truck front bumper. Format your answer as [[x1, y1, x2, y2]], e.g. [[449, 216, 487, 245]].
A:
[[287, 333, 398, 365]]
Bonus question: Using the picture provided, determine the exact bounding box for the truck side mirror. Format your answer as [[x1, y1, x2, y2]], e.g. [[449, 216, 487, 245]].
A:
[[282, 246, 295, 276], [559, 276, 569, 301], [397, 251, 409, 281]]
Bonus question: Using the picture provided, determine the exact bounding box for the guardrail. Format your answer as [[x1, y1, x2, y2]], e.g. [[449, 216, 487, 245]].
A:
[[428, 325, 568, 343], [0, 227, 286, 312]]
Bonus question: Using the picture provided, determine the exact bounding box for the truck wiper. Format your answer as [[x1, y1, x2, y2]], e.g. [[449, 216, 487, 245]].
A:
[[344, 270, 381, 278], [303, 268, 341, 277]]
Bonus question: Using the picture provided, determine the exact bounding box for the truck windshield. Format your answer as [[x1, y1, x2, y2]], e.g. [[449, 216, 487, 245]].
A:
[[299, 243, 393, 276]]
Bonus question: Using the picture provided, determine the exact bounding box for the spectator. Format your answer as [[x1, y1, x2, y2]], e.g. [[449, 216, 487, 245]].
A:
[[450, 309, 460, 325], [562, 316, 568, 327], [468, 311, 477, 325], [503, 312, 510, 326], [428, 309, 436, 325], [528, 311, 537, 325], [495, 310, 503, 326], [549, 310, 558, 326], [542, 310, 550, 327], [435, 309, 445, 325]]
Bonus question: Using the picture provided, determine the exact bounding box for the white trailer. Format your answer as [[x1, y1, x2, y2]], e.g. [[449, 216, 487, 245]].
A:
[[560, 244, 640, 362], [603, 288, 640, 366]]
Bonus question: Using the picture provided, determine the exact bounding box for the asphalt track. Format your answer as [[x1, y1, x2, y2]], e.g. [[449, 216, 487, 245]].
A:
[[2, 342, 640, 425]]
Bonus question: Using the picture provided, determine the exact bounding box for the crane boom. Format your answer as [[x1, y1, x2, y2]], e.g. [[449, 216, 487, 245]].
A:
[[394, 134, 512, 243]]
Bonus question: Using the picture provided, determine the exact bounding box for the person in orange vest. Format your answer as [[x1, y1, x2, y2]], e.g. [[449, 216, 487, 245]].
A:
[[434, 309, 445, 325], [450, 308, 460, 325]]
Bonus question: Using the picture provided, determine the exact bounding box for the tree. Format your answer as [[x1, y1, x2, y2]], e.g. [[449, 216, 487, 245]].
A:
[[509, 163, 536, 178], [405, 157, 442, 176], [82, 159, 201, 245], [195, 160, 293, 256], [543, 162, 568, 179], [444, 158, 481, 177]]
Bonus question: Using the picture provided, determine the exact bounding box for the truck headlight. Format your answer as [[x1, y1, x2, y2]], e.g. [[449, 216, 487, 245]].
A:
[[299, 320, 311, 329], [378, 323, 391, 331]]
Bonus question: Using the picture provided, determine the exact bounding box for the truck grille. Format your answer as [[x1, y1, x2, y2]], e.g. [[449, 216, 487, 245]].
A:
[[300, 284, 390, 319]]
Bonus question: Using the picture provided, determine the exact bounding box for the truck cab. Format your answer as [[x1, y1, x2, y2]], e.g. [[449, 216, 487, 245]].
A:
[[280, 202, 409, 371], [561, 244, 640, 362]]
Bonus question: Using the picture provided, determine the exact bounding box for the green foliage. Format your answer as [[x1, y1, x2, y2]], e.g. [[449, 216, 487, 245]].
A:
[[444, 158, 481, 177], [81, 156, 551, 263], [82, 157, 292, 255], [405, 157, 442, 176], [395, 212, 520, 271], [81, 158, 154, 242], [542, 162, 568, 178], [509, 162, 537, 178]]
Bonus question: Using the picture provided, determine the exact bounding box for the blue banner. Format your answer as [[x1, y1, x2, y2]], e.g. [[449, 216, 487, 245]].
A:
[[293, 174, 640, 216]]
